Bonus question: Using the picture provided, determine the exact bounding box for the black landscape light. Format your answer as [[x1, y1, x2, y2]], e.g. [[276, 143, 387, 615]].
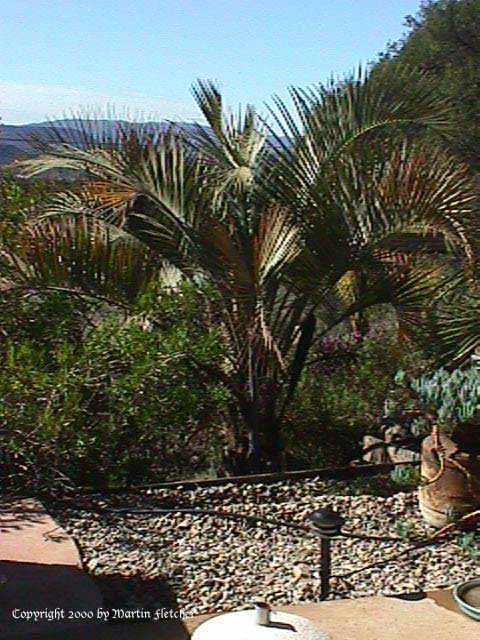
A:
[[307, 506, 345, 601]]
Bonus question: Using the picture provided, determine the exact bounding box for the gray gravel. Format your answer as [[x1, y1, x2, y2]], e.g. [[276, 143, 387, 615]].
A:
[[53, 478, 479, 616]]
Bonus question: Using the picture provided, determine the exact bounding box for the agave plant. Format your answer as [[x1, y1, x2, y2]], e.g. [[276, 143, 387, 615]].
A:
[[2, 67, 477, 473]]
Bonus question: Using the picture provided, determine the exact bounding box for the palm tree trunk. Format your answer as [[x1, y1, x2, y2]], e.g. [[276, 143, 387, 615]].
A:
[[350, 271, 370, 339]]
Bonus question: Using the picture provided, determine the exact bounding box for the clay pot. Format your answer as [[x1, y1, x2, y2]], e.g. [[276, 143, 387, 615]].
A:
[[418, 431, 480, 528]]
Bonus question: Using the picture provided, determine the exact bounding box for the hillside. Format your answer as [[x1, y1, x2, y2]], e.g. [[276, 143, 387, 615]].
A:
[[0, 120, 198, 167]]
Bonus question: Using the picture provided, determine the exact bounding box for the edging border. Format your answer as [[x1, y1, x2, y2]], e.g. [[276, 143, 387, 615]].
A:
[[80, 460, 419, 494]]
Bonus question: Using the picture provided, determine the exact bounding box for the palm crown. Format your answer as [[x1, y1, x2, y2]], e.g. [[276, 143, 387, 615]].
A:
[[2, 67, 476, 471]]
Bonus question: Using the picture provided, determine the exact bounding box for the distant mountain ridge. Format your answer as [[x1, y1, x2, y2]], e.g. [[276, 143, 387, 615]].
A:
[[0, 119, 200, 167]]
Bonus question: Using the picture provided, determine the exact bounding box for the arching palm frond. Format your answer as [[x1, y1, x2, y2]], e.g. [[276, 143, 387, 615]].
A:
[[0, 215, 160, 306], [274, 132, 475, 329], [190, 80, 268, 194], [438, 296, 480, 365], [417, 265, 480, 366], [266, 66, 453, 188]]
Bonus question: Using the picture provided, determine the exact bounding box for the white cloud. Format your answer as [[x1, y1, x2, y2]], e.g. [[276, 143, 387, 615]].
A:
[[0, 81, 201, 124]]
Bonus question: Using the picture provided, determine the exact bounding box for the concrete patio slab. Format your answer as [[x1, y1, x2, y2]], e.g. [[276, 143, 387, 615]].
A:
[[6, 590, 478, 640], [0, 498, 103, 638], [0, 498, 76, 564]]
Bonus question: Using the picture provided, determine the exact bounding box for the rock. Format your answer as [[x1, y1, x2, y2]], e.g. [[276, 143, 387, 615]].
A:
[[384, 425, 408, 443], [292, 564, 309, 581], [362, 436, 388, 463], [387, 446, 420, 463], [363, 426, 420, 464]]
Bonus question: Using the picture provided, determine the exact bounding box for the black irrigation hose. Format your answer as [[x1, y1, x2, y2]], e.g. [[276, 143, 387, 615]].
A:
[[341, 531, 404, 543], [105, 506, 311, 534], [104, 506, 405, 542], [332, 534, 456, 582], [54, 501, 412, 543]]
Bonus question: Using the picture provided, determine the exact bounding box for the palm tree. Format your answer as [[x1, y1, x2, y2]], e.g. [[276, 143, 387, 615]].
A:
[[418, 264, 480, 367], [2, 68, 476, 473]]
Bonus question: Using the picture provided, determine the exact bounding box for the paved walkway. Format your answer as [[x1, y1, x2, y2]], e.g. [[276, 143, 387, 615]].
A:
[[0, 498, 103, 639]]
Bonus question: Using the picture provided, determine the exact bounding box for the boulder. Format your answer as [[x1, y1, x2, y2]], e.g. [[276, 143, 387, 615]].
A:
[[362, 436, 389, 464]]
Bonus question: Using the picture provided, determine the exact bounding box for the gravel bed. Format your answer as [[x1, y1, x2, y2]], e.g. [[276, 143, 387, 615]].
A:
[[51, 478, 479, 616]]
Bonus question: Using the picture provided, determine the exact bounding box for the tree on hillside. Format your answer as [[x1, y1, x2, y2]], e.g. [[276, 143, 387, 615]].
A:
[[1, 69, 476, 475], [378, 0, 480, 168]]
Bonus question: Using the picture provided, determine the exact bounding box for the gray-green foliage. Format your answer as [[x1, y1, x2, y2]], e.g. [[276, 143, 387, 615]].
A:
[[396, 363, 480, 425], [458, 532, 480, 560], [390, 464, 421, 487], [392, 519, 418, 540]]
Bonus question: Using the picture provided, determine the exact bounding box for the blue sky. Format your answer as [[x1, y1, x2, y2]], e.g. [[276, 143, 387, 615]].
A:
[[1, 0, 421, 124]]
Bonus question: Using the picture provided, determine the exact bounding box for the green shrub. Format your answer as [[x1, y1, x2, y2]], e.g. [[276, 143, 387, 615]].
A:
[[0, 284, 228, 492], [458, 532, 480, 561], [0, 172, 62, 242]]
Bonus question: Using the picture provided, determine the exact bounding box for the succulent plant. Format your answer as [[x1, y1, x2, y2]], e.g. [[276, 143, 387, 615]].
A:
[[395, 363, 480, 427]]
